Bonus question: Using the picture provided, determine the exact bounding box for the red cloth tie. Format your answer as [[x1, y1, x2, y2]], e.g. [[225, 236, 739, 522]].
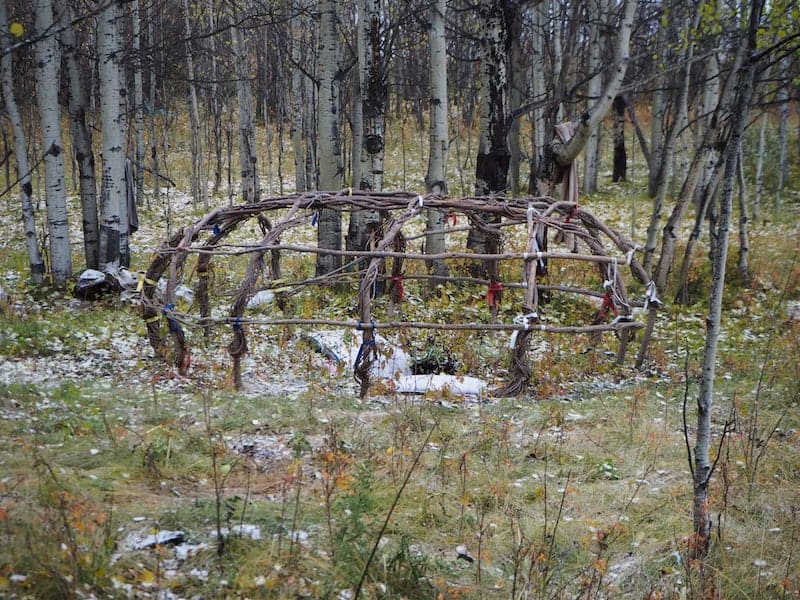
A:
[[391, 275, 404, 301], [487, 281, 503, 308]]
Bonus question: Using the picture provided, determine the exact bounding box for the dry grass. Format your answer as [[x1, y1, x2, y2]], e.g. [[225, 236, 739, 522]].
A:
[[0, 112, 798, 598]]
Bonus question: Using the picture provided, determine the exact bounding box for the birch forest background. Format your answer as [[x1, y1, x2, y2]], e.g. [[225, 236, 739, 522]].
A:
[[0, 0, 799, 597]]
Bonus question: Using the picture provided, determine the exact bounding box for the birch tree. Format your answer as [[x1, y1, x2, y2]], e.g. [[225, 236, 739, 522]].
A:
[[97, 0, 129, 270], [131, 0, 145, 207], [55, 0, 99, 270], [582, 0, 607, 194], [690, 0, 761, 559], [316, 0, 343, 275], [182, 0, 207, 207], [0, 0, 44, 283], [547, 0, 637, 179], [35, 0, 72, 285], [231, 19, 260, 203], [290, 4, 308, 192], [347, 0, 385, 256], [424, 0, 448, 278]]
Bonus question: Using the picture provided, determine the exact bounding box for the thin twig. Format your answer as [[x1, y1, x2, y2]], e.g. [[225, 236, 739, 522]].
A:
[[353, 424, 436, 599]]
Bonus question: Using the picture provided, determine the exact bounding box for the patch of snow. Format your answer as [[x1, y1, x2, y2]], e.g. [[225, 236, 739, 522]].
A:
[[305, 329, 411, 380], [394, 374, 486, 397], [247, 290, 275, 309]]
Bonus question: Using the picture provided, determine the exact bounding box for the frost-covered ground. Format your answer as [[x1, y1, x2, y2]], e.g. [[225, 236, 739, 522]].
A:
[[1, 180, 799, 598]]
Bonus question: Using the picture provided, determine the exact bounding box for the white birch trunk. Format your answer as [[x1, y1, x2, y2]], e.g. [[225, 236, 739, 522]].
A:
[[55, 0, 99, 270], [736, 148, 750, 285], [693, 0, 760, 558], [35, 0, 72, 285], [0, 0, 44, 283], [425, 0, 448, 277], [316, 0, 343, 275], [183, 0, 207, 208], [97, 0, 129, 270], [582, 0, 606, 194], [347, 0, 384, 255], [549, 0, 637, 166], [753, 111, 767, 220], [231, 22, 260, 203], [508, 13, 523, 195], [529, 1, 547, 192]]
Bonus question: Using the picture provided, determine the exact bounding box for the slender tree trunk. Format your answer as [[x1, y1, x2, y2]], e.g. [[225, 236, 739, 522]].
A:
[[35, 0, 72, 285], [183, 0, 207, 208], [97, 0, 129, 270], [753, 111, 767, 221], [692, 0, 760, 560], [736, 149, 750, 285], [55, 0, 99, 270], [425, 0, 448, 278], [0, 0, 44, 283], [612, 95, 627, 181], [208, 0, 222, 195], [132, 0, 144, 207], [316, 0, 343, 275], [508, 11, 523, 195], [527, 1, 546, 193], [582, 0, 606, 194], [231, 21, 260, 203], [675, 167, 720, 305], [148, 0, 159, 203], [776, 58, 789, 210], [643, 7, 697, 274], [347, 0, 385, 255], [290, 6, 307, 192], [647, 27, 666, 198]]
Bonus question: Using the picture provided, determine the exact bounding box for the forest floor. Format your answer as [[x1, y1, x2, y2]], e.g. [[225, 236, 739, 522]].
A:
[[0, 182, 799, 599]]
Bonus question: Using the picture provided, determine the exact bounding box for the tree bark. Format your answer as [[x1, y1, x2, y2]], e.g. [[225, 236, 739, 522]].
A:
[[548, 0, 637, 170], [55, 0, 99, 270], [182, 0, 207, 208], [290, 5, 307, 192], [612, 95, 627, 182], [753, 111, 767, 221], [776, 58, 789, 210], [207, 0, 222, 195], [147, 0, 159, 203], [35, 0, 72, 285], [347, 0, 385, 257], [231, 21, 260, 203], [643, 6, 698, 274], [582, 0, 607, 194], [424, 0, 448, 279], [316, 0, 344, 275], [131, 0, 145, 207], [692, 0, 761, 559], [736, 149, 750, 285], [0, 0, 44, 283]]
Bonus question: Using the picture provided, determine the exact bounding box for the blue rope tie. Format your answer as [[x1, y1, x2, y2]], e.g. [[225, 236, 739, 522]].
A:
[[356, 320, 377, 331], [231, 316, 243, 332], [213, 224, 221, 236], [311, 211, 319, 226], [354, 339, 376, 369], [161, 304, 182, 333]]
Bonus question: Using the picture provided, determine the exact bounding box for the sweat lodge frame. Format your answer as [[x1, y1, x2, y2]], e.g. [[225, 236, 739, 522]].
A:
[[138, 190, 661, 397]]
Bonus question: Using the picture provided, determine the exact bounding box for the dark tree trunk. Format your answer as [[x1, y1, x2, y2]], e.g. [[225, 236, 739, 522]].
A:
[[612, 95, 627, 182]]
